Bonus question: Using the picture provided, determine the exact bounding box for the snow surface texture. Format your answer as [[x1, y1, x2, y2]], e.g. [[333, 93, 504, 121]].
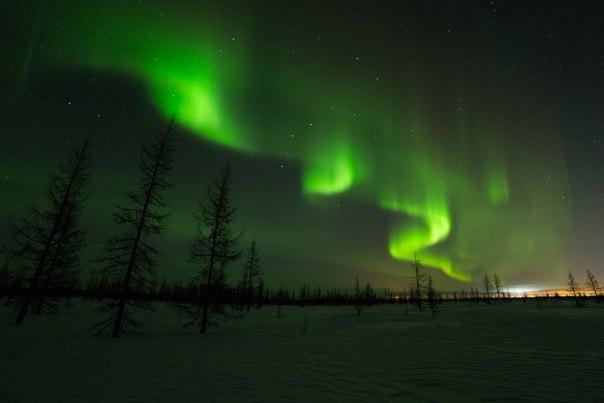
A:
[[1, 301, 603, 402]]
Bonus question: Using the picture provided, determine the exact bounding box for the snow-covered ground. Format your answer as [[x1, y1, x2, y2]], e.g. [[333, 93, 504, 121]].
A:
[[1, 300, 603, 402]]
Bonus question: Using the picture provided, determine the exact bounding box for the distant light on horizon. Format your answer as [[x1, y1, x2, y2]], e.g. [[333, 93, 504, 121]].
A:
[[505, 285, 580, 297], [5, 0, 602, 288], [506, 285, 547, 295]]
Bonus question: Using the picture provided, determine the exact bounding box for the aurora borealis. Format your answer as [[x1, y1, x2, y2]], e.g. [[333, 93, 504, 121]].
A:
[[2, 1, 603, 289]]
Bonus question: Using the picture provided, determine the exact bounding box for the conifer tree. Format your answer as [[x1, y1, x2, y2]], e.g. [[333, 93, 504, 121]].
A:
[[412, 254, 425, 312], [95, 121, 175, 337], [240, 240, 261, 311], [567, 271, 583, 307], [4, 139, 92, 325], [180, 164, 240, 334], [586, 270, 600, 298], [426, 275, 438, 318], [493, 273, 503, 301], [33, 200, 87, 314], [483, 273, 492, 302]]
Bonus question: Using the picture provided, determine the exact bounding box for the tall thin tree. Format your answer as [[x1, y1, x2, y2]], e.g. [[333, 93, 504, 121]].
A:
[[240, 240, 261, 311], [33, 193, 87, 314], [586, 270, 600, 298], [3, 138, 92, 325], [426, 275, 438, 318], [567, 271, 583, 307], [483, 273, 492, 302], [95, 121, 176, 337], [412, 253, 425, 312], [493, 273, 503, 301], [182, 164, 240, 334]]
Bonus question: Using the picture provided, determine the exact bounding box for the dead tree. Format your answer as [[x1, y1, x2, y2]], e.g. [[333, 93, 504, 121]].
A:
[[567, 271, 583, 307], [483, 273, 492, 302], [181, 164, 240, 334], [4, 139, 92, 325], [412, 254, 425, 312], [95, 121, 176, 337], [240, 240, 261, 311], [586, 270, 600, 298], [33, 198, 87, 314], [426, 275, 438, 318], [493, 273, 503, 301]]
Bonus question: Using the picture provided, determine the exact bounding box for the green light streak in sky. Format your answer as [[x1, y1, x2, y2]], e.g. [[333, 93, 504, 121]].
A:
[[49, 4, 251, 152], [31, 2, 572, 283], [380, 190, 470, 281], [486, 165, 510, 205], [302, 139, 357, 195]]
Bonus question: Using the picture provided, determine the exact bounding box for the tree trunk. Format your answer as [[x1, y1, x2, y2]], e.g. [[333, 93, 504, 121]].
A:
[[111, 129, 169, 337], [15, 141, 89, 325]]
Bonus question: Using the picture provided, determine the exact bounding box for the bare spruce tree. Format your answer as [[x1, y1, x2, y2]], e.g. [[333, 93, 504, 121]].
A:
[[240, 240, 261, 311], [567, 271, 583, 307], [426, 275, 438, 318], [586, 270, 600, 298], [483, 273, 492, 302], [3, 139, 92, 325], [95, 121, 175, 337], [493, 273, 503, 301], [412, 253, 425, 312], [182, 164, 240, 334], [33, 195, 88, 314]]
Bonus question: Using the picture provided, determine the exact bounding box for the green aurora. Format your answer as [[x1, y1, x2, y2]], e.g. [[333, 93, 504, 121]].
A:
[[6, 1, 578, 286]]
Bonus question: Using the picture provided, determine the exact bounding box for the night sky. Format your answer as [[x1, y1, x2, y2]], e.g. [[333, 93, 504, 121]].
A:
[[1, 1, 603, 290]]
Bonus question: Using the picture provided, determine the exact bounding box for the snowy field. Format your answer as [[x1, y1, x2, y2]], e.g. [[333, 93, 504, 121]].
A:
[[1, 300, 603, 402]]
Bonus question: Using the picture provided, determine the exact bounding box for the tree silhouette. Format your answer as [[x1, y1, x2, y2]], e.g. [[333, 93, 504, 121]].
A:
[[240, 240, 261, 311], [493, 273, 503, 301], [33, 194, 87, 315], [586, 270, 600, 298], [95, 121, 176, 337], [426, 275, 438, 318], [567, 271, 583, 307], [483, 273, 492, 302], [3, 138, 92, 325], [181, 164, 240, 334], [412, 253, 425, 312]]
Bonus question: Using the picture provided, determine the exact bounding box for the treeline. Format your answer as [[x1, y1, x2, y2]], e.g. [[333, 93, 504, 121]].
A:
[[1, 268, 600, 308], [1, 121, 602, 336], [0, 121, 268, 336], [1, 255, 601, 329]]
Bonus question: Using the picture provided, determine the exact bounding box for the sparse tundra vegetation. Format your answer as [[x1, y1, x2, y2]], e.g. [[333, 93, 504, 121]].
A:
[[2, 124, 603, 402]]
